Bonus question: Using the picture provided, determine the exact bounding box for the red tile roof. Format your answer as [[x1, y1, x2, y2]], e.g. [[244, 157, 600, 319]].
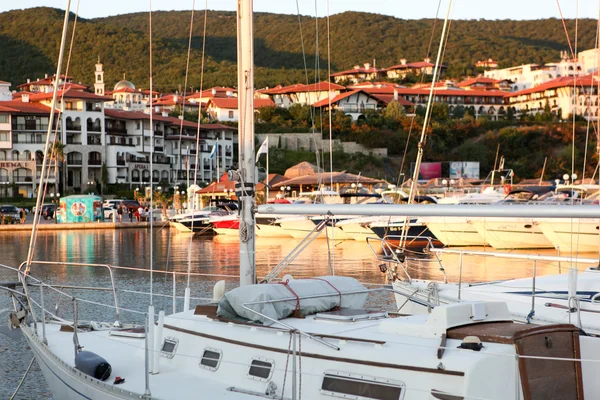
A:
[[457, 77, 500, 87], [28, 88, 113, 102], [104, 108, 236, 133], [16, 74, 72, 88], [0, 100, 55, 115], [260, 82, 345, 95], [207, 97, 274, 109], [330, 67, 381, 77], [508, 74, 597, 97], [369, 93, 414, 107], [311, 89, 396, 108], [395, 88, 508, 97]]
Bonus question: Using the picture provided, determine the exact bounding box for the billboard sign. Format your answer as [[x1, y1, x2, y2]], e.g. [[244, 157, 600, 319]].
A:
[[449, 162, 480, 179], [411, 162, 442, 180]]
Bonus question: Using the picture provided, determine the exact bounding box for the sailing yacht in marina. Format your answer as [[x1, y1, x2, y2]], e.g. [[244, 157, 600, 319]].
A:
[[3, 1, 600, 400]]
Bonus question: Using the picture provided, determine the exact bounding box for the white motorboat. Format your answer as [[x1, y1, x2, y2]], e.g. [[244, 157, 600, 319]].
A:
[[255, 214, 293, 237], [537, 218, 600, 253], [471, 217, 554, 249], [419, 216, 488, 246]]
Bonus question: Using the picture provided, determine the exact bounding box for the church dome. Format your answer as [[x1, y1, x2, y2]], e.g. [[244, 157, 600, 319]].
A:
[[113, 80, 136, 91]]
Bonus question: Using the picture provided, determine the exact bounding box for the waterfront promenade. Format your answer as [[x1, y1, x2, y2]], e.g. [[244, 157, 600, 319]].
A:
[[0, 213, 170, 231]]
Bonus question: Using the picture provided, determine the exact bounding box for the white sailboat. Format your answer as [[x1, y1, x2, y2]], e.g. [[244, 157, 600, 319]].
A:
[[4, 2, 600, 400]]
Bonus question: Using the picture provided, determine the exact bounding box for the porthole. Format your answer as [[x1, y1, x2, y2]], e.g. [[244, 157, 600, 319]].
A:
[[248, 357, 274, 381], [160, 337, 179, 359], [199, 348, 222, 371]]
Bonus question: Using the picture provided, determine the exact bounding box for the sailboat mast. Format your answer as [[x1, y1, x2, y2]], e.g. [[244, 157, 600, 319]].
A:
[[237, 0, 256, 286]]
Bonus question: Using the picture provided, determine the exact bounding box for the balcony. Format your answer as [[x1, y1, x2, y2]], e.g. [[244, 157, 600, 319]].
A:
[[108, 138, 134, 146], [67, 159, 83, 166], [12, 135, 45, 144], [87, 135, 102, 145], [88, 160, 102, 166], [107, 127, 127, 135], [154, 130, 164, 136], [155, 147, 164, 152], [117, 159, 126, 166], [65, 125, 82, 132], [86, 125, 102, 133], [66, 138, 82, 145]]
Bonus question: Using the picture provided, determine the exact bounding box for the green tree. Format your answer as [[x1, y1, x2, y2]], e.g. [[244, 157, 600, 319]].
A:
[[101, 163, 109, 195], [382, 100, 406, 123]]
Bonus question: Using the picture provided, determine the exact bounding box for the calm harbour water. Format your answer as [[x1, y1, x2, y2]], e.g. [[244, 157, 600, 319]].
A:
[[0, 227, 596, 399]]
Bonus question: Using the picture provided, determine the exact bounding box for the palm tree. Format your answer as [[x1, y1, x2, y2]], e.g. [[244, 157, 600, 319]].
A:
[[50, 140, 66, 195], [152, 190, 172, 218]]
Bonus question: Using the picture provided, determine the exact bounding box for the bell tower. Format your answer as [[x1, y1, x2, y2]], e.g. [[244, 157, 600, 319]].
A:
[[94, 56, 105, 96]]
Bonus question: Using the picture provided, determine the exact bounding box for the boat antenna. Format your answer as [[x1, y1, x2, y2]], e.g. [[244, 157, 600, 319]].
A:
[[236, 0, 257, 286], [25, 1, 72, 274]]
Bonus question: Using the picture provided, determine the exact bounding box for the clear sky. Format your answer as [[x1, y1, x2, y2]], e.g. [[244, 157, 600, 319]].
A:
[[0, 0, 598, 20]]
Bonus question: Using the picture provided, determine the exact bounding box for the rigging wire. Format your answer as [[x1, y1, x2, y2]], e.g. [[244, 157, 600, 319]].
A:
[[294, 0, 322, 183], [25, 1, 72, 273], [396, 0, 443, 189], [178, 1, 196, 179], [149, 0, 155, 306], [41, 0, 81, 232], [326, 0, 335, 275]]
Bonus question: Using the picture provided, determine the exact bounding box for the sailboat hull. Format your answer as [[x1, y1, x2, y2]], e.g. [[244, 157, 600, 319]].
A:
[[22, 324, 126, 400]]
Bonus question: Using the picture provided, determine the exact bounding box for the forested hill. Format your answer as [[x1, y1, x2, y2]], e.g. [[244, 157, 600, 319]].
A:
[[0, 7, 596, 91]]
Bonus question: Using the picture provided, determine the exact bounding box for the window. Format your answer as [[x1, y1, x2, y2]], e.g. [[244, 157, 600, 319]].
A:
[[136, 138, 141, 145], [228, 111, 234, 119], [320, 372, 405, 400], [0, 132, 9, 142], [248, 358, 274, 381], [0, 114, 8, 123], [136, 122, 141, 130], [199, 348, 222, 371], [160, 337, 178, 359]]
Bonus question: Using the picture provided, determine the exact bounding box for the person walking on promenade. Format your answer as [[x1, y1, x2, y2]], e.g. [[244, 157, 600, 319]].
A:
[[128, 207, 133, 222], [19, 208, 26, 224], [117, 204, 123, 222]]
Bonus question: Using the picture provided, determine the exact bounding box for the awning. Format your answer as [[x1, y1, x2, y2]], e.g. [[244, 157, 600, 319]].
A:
[[127, 151, 147, 158]]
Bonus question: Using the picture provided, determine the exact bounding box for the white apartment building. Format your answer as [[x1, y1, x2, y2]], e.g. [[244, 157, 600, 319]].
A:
[[506, 74, 599, 120], [105, 108, 236, 186], [484, 52, 583, 91]]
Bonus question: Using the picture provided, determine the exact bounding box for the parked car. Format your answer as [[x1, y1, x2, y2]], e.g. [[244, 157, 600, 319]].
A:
[[104, 200, 141, 220], [0, 205, 21, 224]]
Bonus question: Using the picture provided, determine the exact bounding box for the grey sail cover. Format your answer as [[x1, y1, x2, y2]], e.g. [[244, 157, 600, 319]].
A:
[[217, 276, 368, 325]]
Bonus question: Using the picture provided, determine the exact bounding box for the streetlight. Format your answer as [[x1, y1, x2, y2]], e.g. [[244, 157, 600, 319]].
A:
[[49, 192, 60, 223]]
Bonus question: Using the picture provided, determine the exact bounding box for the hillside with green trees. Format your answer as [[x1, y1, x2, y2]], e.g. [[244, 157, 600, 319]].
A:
[[0, 7, 595, 91], [254, 102, 598, 183]]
